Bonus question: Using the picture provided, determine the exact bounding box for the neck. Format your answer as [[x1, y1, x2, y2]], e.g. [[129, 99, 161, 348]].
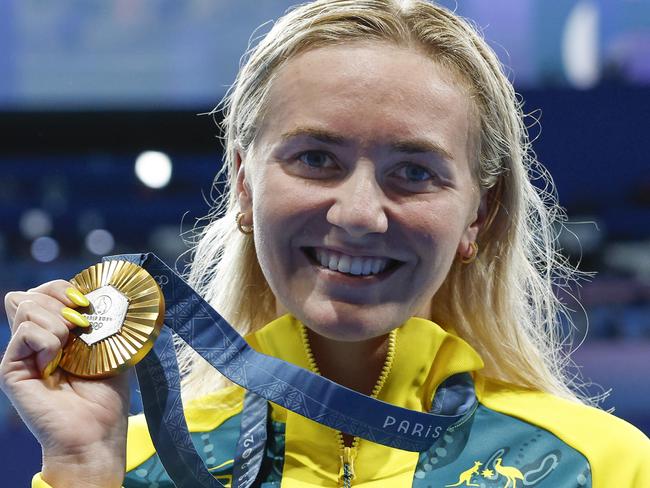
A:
[[304, 328, 391, 396]]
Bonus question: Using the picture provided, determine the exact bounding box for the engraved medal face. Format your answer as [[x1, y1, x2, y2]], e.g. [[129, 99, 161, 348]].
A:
[[59, 260, 165, 378], [78, 286, 129, 346]]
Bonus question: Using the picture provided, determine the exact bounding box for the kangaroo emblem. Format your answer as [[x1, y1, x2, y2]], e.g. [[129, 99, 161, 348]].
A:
[[445, 461, 482, 487], [494, 458, 524, 488]]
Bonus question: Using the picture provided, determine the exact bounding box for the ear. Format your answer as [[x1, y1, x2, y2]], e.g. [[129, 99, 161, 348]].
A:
[[235, 150, 253, 224], [457, 189, 489, 259]]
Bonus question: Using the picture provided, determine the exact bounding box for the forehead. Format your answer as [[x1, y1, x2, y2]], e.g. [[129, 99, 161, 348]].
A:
[[256, 41, 477, 160]]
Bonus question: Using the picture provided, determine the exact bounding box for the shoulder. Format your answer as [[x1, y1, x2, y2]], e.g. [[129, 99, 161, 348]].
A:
[[125, 385, 245, 471], [475, 375, 650, 488]]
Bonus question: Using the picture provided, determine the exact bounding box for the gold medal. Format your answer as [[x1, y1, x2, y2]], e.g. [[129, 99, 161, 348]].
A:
[[59, 260, 165, 378]]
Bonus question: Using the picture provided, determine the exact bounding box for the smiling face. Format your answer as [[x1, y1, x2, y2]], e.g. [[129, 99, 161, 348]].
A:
[[237, 42, 485, 342]]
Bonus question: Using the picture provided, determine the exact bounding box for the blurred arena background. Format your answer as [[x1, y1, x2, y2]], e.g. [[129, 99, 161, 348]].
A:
[[1, 0, 649, 485]]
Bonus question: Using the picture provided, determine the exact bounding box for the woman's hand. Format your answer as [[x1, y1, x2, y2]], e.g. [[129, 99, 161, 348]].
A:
[[1, 280, 130, 488]]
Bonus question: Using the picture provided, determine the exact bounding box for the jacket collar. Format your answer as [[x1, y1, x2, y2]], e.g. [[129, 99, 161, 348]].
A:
[[248, 314, 484, 415]]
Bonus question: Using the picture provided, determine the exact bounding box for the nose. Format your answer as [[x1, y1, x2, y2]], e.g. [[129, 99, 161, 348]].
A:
[[326, 163, 389, 237]]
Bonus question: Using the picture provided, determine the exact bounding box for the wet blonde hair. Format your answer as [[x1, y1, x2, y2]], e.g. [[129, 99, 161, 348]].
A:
[[181, 0, 585, 403]]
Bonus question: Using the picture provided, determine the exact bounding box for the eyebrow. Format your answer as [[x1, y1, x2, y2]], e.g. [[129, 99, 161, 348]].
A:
[[390, 139, 454, 161], [280, 127, 454, 161], [281, 127, 348, 146]]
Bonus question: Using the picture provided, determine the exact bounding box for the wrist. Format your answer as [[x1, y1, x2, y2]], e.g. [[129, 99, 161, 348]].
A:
[[42, 448, 125, 488]]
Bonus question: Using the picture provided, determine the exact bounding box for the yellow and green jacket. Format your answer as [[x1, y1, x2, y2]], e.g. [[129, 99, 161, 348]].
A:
[[34, 316, 650, 487]]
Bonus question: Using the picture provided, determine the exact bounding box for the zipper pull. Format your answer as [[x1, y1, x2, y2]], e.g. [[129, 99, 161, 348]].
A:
[[339, 446, 356, 487]]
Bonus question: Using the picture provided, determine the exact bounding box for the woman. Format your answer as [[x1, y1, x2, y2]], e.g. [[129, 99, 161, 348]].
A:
[[2, 1, 649, 487]]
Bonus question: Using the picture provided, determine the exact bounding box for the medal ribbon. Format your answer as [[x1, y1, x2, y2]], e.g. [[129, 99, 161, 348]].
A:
[[106, 253, 476, 487]]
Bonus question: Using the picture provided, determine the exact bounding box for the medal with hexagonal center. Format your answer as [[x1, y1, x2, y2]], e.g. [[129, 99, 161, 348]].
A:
[[78, 285, 130, 346]]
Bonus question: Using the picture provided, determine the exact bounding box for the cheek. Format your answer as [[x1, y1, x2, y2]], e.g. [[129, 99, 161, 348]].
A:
[[252, 169, 327, 232], [399, 201, 468, 253], [251, 180, 321, 274], [401, 207, 466, 306], [253, 191, 320, 240]]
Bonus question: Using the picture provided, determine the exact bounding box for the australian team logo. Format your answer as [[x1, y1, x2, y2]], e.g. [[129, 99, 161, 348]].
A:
[[445, 458, 524, 487]]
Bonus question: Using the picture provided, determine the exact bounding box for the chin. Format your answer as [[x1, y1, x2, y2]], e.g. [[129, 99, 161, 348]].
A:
[[296, 300, 405, 343]]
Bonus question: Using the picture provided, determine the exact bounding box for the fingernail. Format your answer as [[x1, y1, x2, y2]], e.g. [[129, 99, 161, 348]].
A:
[[61, 307, 90, 327], [42, 350, 62, 379], [65, 287, 90, 307]]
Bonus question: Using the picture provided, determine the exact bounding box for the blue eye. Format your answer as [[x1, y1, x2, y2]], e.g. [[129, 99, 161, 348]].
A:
[[298, 151, 332, 168], [397, 164, 434, 182]]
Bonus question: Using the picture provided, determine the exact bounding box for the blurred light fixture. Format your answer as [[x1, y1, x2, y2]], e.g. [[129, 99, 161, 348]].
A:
[[85, 229, 115, 255], [19, 208, 53, 239], [562, 0, 600, 89], [31, 236, 59, 263], [135, 151, 173, 189]]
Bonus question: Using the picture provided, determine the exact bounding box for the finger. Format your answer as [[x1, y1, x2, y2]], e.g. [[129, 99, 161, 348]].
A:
[[5, 288, 89, 332], [4, 290, 26, 326], [1, 321, 62, 380], [60, 307, 90, 329], [42, 349, 63, 379], [63, 287, 90, 307], [12, 301, 71, 348], [27, 279, 84, 307]]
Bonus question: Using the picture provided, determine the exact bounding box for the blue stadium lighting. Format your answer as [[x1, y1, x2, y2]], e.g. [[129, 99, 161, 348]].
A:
[[19, 209, 53, 240], [30, 236, 59, 263], [562, 0, 600, 89], [85, 228, 116, 256]]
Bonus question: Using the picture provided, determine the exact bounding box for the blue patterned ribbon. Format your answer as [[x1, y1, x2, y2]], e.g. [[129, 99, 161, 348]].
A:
[[231, 392, 268, 488], [105, 253, 475, 487]]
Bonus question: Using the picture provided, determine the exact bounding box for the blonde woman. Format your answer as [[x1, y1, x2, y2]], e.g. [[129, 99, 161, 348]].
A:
[[2, 1, 649, 487]]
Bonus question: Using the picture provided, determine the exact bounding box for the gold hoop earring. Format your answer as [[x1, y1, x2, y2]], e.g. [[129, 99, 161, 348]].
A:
[[461, 242, 478, 264], [236, 212, 253, 235]]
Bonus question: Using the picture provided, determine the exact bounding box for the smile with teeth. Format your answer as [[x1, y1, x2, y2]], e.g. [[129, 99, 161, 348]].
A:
[[311, 248, 396, 276]]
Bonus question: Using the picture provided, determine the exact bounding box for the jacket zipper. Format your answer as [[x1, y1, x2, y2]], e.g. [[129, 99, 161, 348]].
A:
[[339, 445, 356, 488], [300, 325, 397, 487]]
